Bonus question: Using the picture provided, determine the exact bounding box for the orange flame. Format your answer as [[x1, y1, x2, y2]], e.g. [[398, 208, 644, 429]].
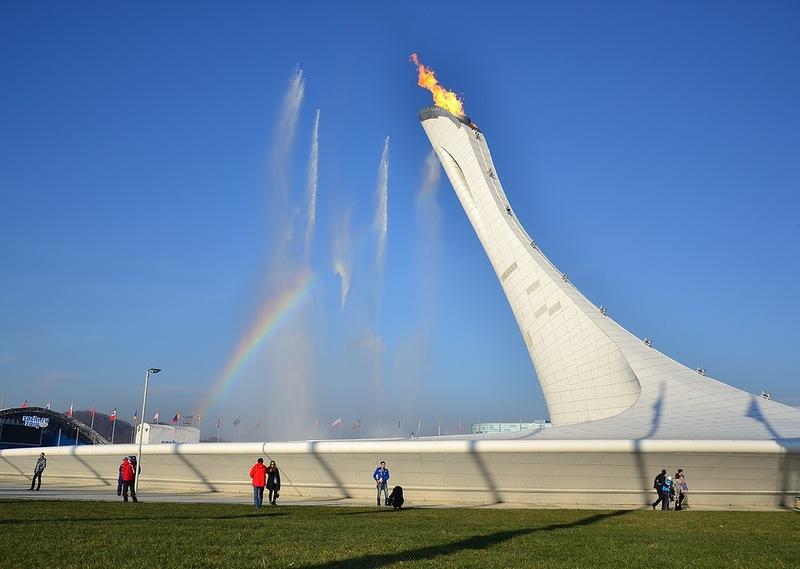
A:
[[410, 53, 465, 117]]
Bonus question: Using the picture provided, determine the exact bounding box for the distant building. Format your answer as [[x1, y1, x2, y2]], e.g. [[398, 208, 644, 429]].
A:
[[0, 407, 108, 450], [471, 421, 551, 435], [135, 423, 200, 444]]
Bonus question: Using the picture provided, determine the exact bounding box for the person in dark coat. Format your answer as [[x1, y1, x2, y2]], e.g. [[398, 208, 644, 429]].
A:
[[266, 460, 281, 505], [652, 469, 667, 510], [29, 453, 46, 491]]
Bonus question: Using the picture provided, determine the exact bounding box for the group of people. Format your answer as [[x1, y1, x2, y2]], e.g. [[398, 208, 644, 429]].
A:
[[27, 453, 689, 511], [373, 460, 404, 509], [249, 458, 281, 507], [247, 458, 402, 509], [652, 468, 688, 511], [117, 455, 138, 503]]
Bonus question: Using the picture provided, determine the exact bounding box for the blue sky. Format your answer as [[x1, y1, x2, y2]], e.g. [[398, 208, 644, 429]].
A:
[[1, 1, 798, 439]]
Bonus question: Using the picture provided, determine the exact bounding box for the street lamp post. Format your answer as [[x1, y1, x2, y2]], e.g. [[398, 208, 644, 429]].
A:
[[135, 367, 161, 493]]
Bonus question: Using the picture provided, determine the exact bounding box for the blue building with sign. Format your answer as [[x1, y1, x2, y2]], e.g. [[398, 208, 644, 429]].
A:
[[0, 407, 107, 449]]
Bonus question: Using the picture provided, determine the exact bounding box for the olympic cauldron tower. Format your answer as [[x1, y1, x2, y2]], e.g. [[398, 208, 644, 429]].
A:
[[418, 105, 800, 441]]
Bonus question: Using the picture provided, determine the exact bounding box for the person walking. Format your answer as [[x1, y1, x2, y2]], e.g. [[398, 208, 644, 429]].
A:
[[651, 469, 667, 510], [660, 475, 674, 511], [373, 460, 390, 507], [674, 468, 688, 510], [249, 458, 267, 508], [120, 457, 138, 502], [266, 460, 281, 505], [28, 453, 46, 491]]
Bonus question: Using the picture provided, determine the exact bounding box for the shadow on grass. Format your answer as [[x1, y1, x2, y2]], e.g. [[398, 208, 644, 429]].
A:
[[335, 507, 416, 516], [0, 512, 289, 525], [300, 510, 630, 569]]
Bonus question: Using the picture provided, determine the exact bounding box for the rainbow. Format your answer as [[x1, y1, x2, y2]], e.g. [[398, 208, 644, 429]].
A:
[[202, 269, 314, 409]]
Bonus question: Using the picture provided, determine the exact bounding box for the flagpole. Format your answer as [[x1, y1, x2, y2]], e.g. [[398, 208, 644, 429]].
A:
[[111, 417, 116, 444], [90, 405, 95, 431], [217, 418, 221, 443]]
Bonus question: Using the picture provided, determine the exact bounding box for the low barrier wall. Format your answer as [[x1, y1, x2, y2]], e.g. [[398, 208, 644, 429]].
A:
[[1, 439, 798, 509]]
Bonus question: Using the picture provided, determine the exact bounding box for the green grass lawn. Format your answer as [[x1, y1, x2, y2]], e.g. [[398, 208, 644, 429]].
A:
[[0, 501, 796, 568]]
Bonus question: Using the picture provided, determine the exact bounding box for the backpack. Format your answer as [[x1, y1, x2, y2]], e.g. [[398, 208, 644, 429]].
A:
[[387, 485, 404, 509]]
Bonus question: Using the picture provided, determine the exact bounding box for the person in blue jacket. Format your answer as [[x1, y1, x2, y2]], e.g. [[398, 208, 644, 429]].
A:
[[372, 461, 390, 507], [660, 475, 674, 511]]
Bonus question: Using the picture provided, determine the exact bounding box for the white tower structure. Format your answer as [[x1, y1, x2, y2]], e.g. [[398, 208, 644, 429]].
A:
[[419, 106, 800, 439]]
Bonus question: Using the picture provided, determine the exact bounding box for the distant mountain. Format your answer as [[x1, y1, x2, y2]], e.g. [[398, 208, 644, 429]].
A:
[[73, 410, 135, 444]]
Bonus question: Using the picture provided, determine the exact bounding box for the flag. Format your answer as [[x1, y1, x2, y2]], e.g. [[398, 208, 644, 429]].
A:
[[171, 410, 180, 424], [66, 403, 74, 418], [216, 416, 221, 429], [331, 417, 342, 428], [45, 400, 51, 410], [133, 408, 139, 423], [110, 408, 117, 421], [91, 405, 96, 419], [395, 420, 401, 430], [21, 400, 29, 408], [233, 417, 241, 427], [153, 410, 160, 423], [196, 409, 202, 426], [352, 420, 361, 430]]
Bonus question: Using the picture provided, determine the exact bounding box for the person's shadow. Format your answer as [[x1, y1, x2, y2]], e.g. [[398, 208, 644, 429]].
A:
[[300, 510, 630, 568]]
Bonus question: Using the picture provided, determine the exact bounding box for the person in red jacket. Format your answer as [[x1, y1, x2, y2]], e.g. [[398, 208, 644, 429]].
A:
[[120, 457, 137, 503], [249, 458, 268, 508]]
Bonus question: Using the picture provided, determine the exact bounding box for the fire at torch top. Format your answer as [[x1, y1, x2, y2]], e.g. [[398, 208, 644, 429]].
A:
[[410, 53, 479, 131], [410, 53, 466, 118]]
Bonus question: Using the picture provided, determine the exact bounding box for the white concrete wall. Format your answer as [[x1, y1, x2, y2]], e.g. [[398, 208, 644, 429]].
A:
[[1, 440, 797, 509]]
